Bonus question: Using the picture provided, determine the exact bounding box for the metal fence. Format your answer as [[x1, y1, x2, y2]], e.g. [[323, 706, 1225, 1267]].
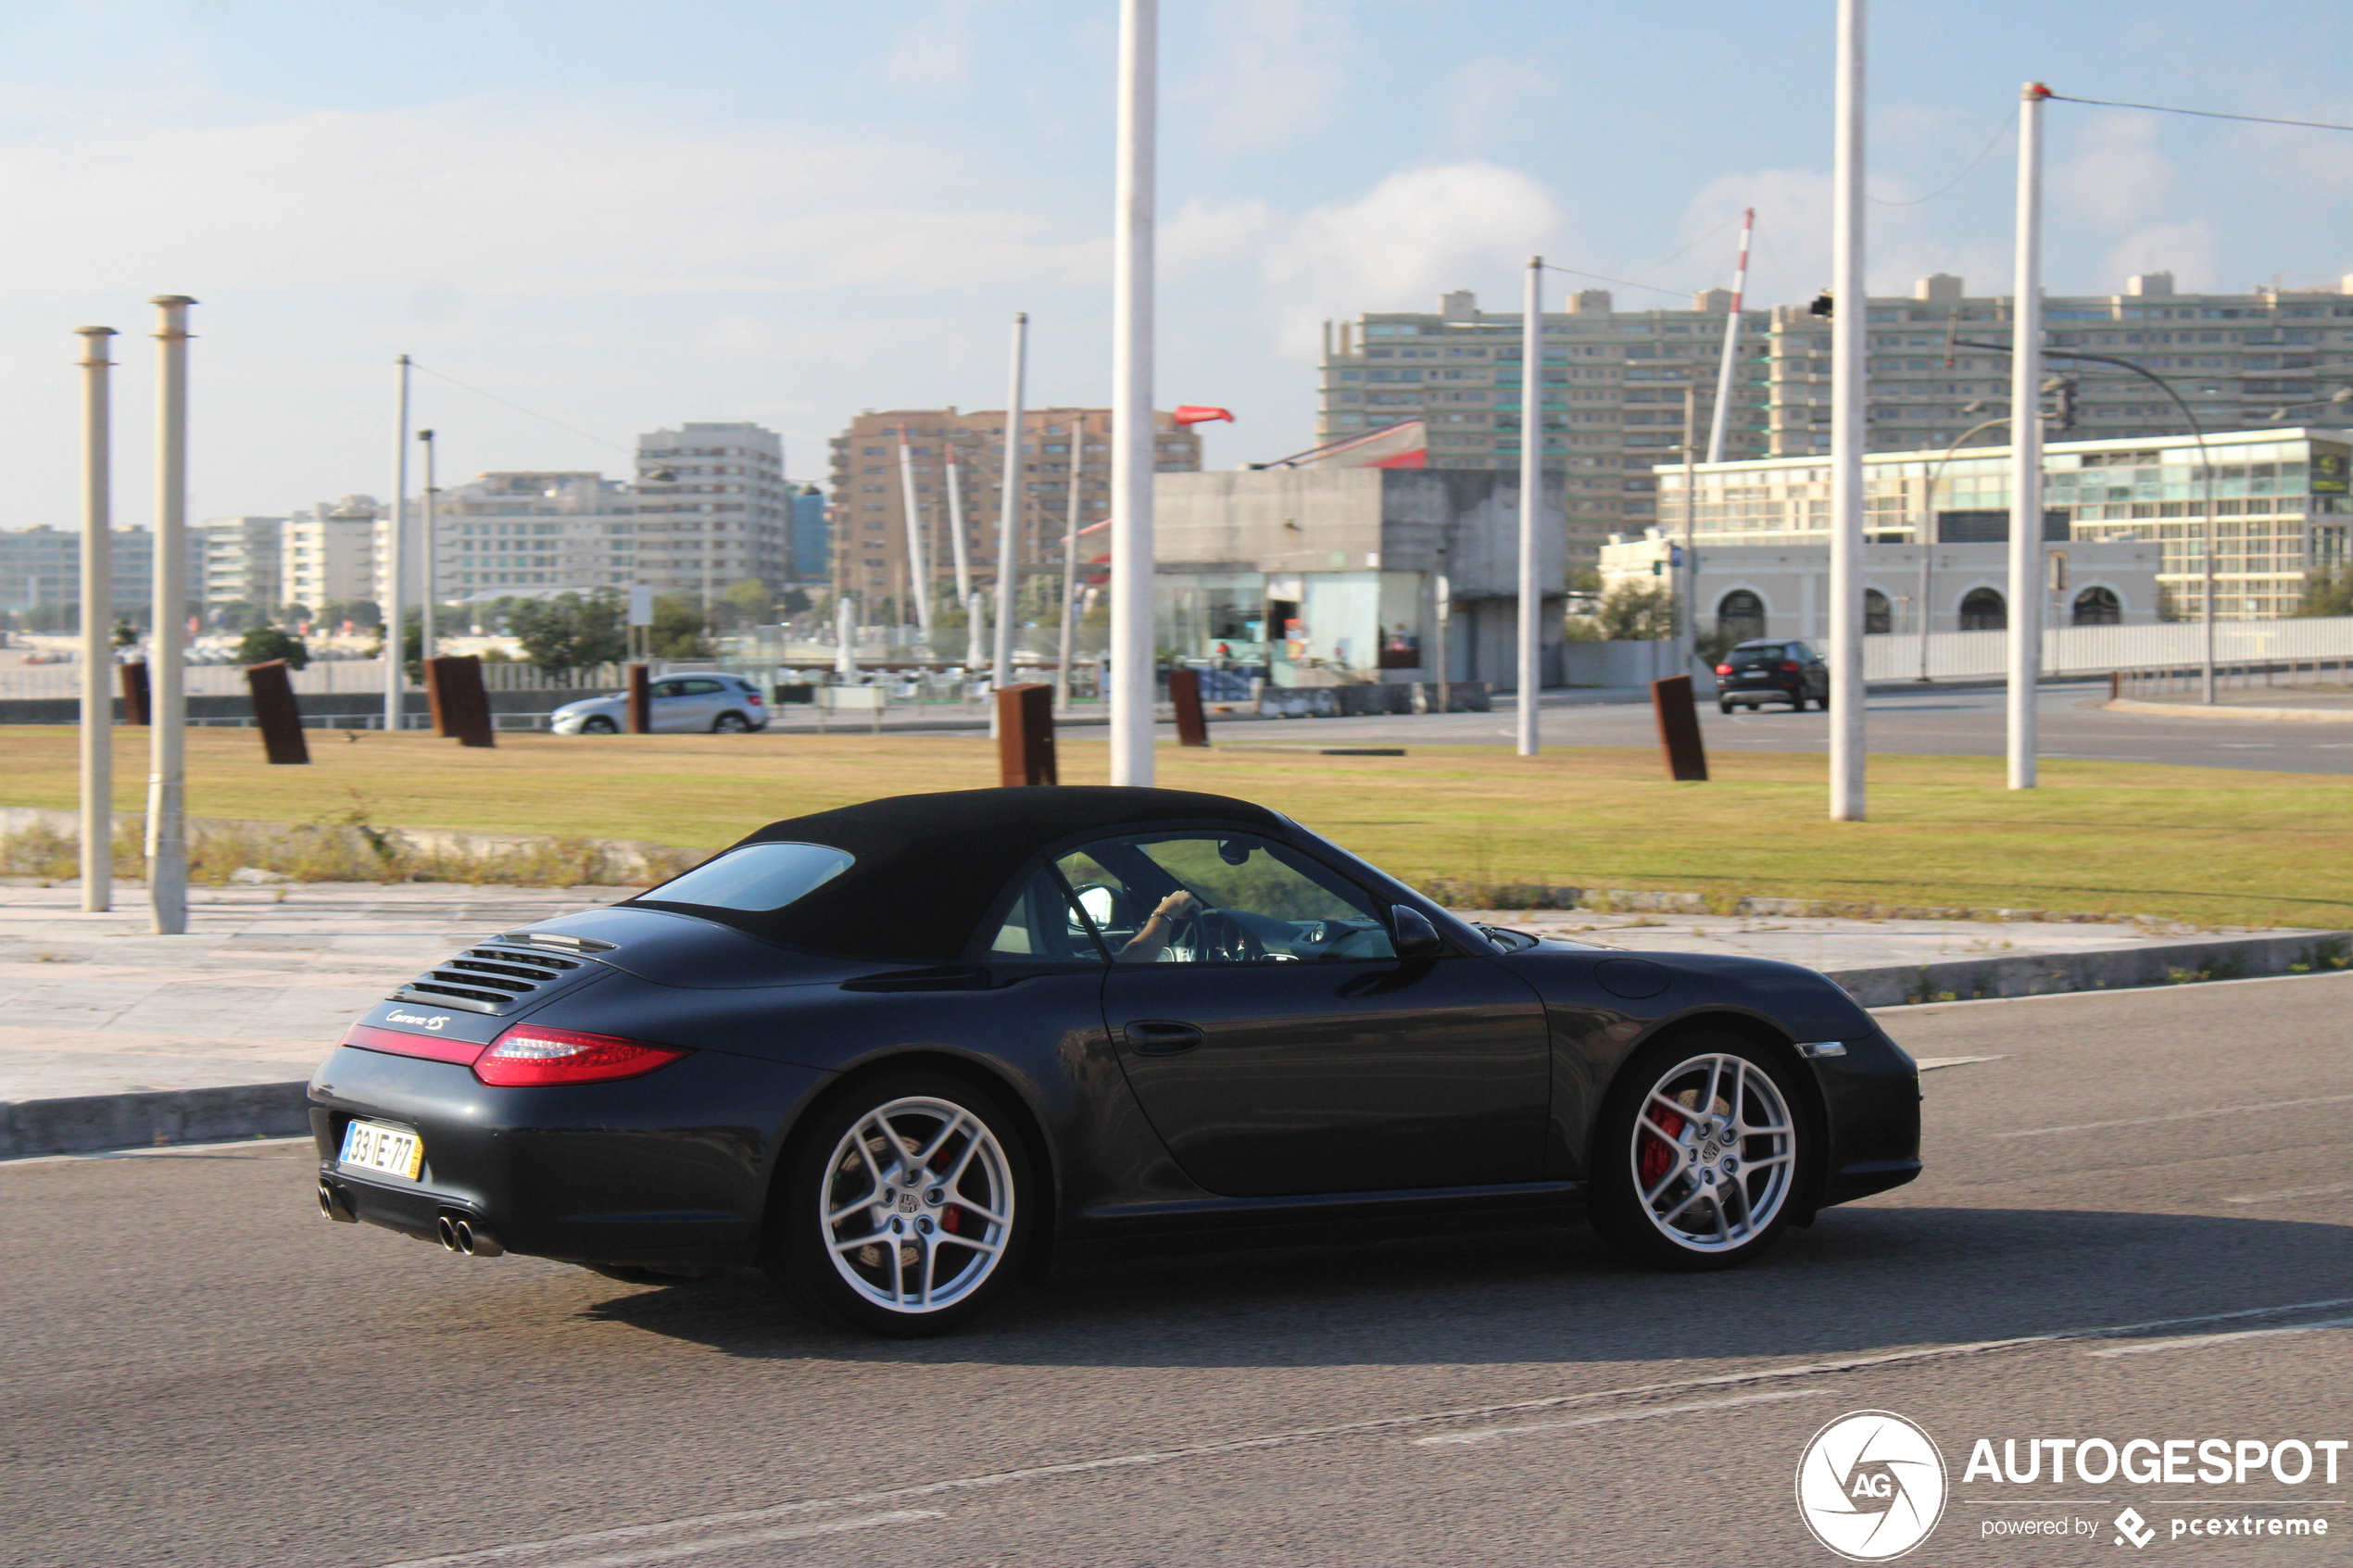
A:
[[2116, 657, 2353, 700], [1856, 616, 2353, 683]]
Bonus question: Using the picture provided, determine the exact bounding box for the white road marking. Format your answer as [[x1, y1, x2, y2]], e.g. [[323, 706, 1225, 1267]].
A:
[[1414, 1388, 1828, 1448], [2224, 1179, 2353, 1204], [2088, 1315, 2353, 1360], [1993, 1091, 2353, 1138], [544, 1512, 943, 1568], [370, 1295, 2353, 1568], [1915, 1055, 2006, 1072]]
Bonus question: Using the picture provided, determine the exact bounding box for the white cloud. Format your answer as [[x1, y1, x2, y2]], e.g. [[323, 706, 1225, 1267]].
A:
[[879, 0, 978, 98], [1171, 0, 1354, 156], [2104, 220, 2220, 294], [1678, 165, 2008, 303], [1440, 56, 1555, 156], [2053, 113, 2175, 229]]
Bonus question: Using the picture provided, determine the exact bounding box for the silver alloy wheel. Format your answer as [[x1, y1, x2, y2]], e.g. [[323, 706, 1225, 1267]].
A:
[[1629, 1052, 1795, 1253], [819, 1095, 1013, 1314]]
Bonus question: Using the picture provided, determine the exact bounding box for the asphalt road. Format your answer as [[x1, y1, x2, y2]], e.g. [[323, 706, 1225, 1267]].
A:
[[1227, 683, 2353, 773], [4, 974, 2350, 1566]]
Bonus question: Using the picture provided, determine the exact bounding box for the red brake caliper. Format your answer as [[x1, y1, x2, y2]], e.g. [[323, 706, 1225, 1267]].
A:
[[1638, 1108, 1684, 1188], [930, 1145, 963, 1234]]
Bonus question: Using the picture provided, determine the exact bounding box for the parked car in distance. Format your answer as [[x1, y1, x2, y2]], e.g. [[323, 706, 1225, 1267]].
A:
[[550, 673, 768, 734], [1716, 640, 1830, 714]]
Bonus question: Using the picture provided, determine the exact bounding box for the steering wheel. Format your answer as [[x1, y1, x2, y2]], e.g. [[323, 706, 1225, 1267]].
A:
[[1187, 907, 1265, 964]]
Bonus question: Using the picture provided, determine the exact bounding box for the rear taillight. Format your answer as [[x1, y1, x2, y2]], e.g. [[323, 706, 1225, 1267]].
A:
[[1780, 661, 1800, 672], [472, 1025, 690, 1086], [747, 693, 762, 705], [1715, 663, 1732, 676]]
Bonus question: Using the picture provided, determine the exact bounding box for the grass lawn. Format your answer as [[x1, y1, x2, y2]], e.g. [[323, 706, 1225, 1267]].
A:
[[1, 725, 2345, 928]]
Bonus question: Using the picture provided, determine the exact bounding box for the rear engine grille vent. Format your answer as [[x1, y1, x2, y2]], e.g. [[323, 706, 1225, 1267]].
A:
[[394, 943, 591, 1016]]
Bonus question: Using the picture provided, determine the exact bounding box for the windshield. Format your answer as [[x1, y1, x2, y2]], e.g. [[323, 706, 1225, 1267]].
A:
[[635, 842, 854, 912]]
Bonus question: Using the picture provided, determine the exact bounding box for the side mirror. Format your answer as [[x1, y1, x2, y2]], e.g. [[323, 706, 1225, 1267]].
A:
[[1390, 905, 1445, 960]]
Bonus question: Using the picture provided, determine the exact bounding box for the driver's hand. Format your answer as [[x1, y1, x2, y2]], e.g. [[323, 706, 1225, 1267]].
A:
[[1152, 891, 1202, 922]]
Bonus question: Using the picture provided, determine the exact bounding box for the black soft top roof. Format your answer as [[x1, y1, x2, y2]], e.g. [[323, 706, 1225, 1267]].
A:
[[633, 786, 1284, 961]]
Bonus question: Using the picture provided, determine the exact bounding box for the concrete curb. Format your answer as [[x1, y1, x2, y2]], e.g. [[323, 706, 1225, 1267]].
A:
[[0, 1082, 310, 1160], [10, 928, 2346, 1160], [1823, 930, 2352, 1008], [2105, 697, 2353, 724]]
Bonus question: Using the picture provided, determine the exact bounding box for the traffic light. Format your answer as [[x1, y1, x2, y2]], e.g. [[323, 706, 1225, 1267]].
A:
[[2044, 376, 2076, 432], [1808, 290, 1835, 320]]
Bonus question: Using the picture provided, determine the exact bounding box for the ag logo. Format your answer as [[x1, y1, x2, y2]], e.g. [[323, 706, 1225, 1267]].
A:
[[1795, 1410, 1947, 1562]]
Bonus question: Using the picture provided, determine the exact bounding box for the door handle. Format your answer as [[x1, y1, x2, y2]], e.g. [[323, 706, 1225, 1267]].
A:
[[1125, 1019, 1205, 1055]]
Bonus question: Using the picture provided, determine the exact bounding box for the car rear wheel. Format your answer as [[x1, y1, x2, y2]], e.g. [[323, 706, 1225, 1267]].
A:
[[712, 711, 751, 733], [1718, 697, 1733, 715], [1589, 1032, 1810, 1272], [770, 1073, 1031, 1336], [580, 715, 618, 734]]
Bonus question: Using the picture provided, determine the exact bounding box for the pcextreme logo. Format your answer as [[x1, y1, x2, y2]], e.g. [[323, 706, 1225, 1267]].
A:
[[1795, 1410, 1949, 1562]]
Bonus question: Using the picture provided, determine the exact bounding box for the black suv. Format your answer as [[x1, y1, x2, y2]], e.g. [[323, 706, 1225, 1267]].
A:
[[1715, 639, 1830, 713]]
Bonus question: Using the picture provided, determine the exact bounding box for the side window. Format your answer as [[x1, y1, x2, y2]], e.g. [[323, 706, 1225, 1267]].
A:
[[983, 866, 1106, 964], [1056, 834, 1396, 965], [678, 678, 724, 696]]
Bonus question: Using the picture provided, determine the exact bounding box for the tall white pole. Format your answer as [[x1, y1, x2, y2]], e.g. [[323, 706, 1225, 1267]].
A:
[[1109, 0, 1158, 786], [1055, 412, 1086, 715], [835, 592, 857, 675], [1827, 0, 1868, 822], [2007, 82, 2048, 789], [1705, 207, 1755, 464], [384, 355, 410, 734], [418, 429, 437, 665], [146, 296, 195, 935], [894, 428, 933, 641], [1515, 254, 1542, 757], [77, 327, 117, 912], [991, 313, 1027, 692], [944, 441, 973, 609]]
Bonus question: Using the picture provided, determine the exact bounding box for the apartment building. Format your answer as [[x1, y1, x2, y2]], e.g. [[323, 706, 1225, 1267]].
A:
[[825, 408, 1202, 610], [1318, 271, 2353, 566], [431, 472, 638, 600], [283, 495, 382, 613], [635, 422, 791, 594], [0, 525, 164, 619], [195, 516, 284, 612]]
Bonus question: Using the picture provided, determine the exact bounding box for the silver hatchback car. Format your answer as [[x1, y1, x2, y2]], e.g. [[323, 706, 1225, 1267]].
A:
[[549, 673, 769, 734]]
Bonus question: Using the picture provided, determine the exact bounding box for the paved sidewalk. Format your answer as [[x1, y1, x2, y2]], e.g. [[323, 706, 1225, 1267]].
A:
[[1, 881, 2340, 1158]]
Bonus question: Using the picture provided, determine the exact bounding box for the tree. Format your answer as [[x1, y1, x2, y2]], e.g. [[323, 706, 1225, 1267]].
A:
[[778, 586, 812, 618], [213, 599, 265, 633], [721, 577, 774, 629], [649, 592, 711, 659], [235, 625, 309, 669], [2296, 568, 2353, 619], [509, 590, 628, 677], [1595, 583, 1678, 640], [323, 599, 381, 631], [112, 619, 138, 649]]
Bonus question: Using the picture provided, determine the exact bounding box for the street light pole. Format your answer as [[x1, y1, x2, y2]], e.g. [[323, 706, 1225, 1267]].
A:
[[1827, 0, 1868, 822], [1915, 414, 2013, 682], [1055, 413, 1086, 716], [1108, 0, 1158, 786], [76, 326, 117, 913], [1680, 386, 1700, 679], [385, 355, 410, 734], [2006, 82, 2051, 790], [991, 313, 1027, 696], [418, 428, 437, 665], [146, 295, 195, 935], [1516, 253, 1542, 757]]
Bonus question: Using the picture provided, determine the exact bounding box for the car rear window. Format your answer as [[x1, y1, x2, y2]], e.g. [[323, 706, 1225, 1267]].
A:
[[1728, 646, 1788, 666], [636, 842, 854, 912]]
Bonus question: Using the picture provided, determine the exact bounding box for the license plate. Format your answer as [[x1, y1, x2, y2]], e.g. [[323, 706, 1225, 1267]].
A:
[[340, 1120, 424, 1181]]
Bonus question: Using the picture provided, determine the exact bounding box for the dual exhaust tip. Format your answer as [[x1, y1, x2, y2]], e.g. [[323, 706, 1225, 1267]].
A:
[[314, 1178, 501, 1258], [434, 1210, 504, 1258]]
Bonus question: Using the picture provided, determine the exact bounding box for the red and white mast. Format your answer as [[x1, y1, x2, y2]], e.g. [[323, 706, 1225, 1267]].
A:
[[1705, 206, 1755, 464]]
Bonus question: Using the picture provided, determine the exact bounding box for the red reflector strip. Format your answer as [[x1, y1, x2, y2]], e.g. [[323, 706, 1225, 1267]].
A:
[[341, 1022, 485, 1066]]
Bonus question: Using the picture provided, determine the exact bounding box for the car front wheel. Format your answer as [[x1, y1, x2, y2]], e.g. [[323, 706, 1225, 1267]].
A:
[[1589, 1032, 1810, 1271], [770, 1073, 1031, 1336]]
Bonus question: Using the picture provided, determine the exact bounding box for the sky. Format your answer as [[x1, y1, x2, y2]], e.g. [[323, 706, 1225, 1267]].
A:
[[3, 0, 2350, 529]]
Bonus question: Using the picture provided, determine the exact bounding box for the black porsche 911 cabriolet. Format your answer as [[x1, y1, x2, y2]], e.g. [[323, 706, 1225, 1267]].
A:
[[308, 786, 1920, 1336]]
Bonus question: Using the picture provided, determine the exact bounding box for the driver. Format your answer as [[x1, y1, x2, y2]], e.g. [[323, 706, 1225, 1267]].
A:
[[1116, 889, 1203, 962]]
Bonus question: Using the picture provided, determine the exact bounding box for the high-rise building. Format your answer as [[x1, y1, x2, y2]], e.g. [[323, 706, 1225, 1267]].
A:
[[195, 516, 285, 613], [824, 408, 1202, 609], [635, 422, 790, 594], [1318, 272, 2353, 565], [429, 472, 637, 600], [285, 495, 382, 614], [790, 485, 828, 584]]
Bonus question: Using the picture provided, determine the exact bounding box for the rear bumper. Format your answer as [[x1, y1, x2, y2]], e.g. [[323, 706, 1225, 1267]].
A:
[[308, 1044, 831, 1268]]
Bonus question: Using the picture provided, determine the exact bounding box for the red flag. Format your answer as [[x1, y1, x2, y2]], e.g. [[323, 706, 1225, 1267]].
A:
[[1173, 406, 1234, 426]]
